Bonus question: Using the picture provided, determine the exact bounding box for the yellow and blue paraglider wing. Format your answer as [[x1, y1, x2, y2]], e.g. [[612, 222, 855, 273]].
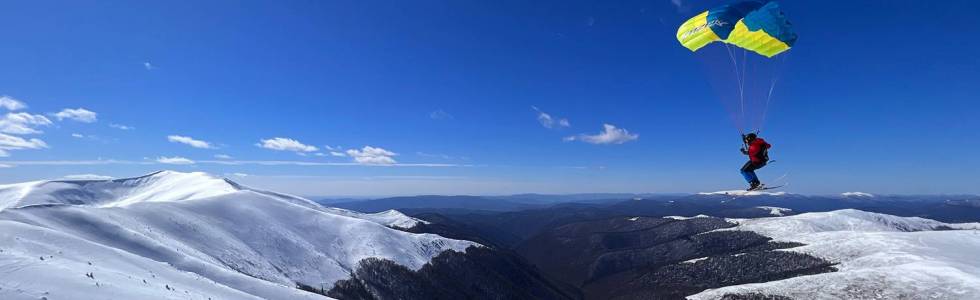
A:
[[725, 2, 798, 57], [676, 1, 764, 52], [676, 1, 797, 58]]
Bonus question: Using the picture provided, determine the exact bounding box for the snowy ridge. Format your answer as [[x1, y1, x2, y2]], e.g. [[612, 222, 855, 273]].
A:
[[841, 191, 874, 197], [755, 206, 792, 216], [0, 171, 476, 300], [322, 207, 428, 229], [0, 171, 239, 210], [664, 214, 712, 220], [698, 190, 787, 196], [690, 209, 980, 300]]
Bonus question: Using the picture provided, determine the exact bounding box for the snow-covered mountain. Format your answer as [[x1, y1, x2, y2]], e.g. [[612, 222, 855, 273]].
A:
[[0, 171, 476, 300], [690, 209, 980, 299]]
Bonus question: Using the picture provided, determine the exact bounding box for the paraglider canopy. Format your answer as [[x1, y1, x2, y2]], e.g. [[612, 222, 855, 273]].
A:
[[677, 1, 797, 58]]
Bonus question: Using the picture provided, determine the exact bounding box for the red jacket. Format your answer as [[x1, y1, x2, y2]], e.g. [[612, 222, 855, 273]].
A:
[[747, 138, 771, 163]]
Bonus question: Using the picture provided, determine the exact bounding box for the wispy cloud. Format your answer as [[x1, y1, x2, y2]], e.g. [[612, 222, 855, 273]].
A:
[[0, 133, 49, 153], [346, 146, 397, 165], [565, 124, 638, 145], [0, 112, 53, 134], [71, 133, 85, 138], [63, 174, 114, 180], [214, 154, 233, 159], [429, 109, 454, 120], [144, 62, 154, 70], [330, 151, 346, 157], [228, 172, 248, 177], [0, 96, 26, 111], [53, 108, 98, 123], [167, 135, 215, 149], [257, 137, 317, 152], [156, 156, 195, 165], [532, 106, 570, 129], [416, 152, 455, 160], [109, 123, 134, 130]]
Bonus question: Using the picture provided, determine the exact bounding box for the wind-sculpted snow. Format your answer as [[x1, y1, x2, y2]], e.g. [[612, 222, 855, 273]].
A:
[[0, 171, 476, 300], [690, 209, 980, 300]]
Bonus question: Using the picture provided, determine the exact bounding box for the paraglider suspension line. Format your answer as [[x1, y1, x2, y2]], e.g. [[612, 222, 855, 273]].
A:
[[724, 44, 747, 134]]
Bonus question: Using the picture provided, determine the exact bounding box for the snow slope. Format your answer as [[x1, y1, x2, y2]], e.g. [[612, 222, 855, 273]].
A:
[[690, 209, 980, 300], [0, 171, 476, 300]]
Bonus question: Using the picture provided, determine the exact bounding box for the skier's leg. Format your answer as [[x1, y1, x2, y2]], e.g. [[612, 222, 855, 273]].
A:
[[740, 161, 756, 183]]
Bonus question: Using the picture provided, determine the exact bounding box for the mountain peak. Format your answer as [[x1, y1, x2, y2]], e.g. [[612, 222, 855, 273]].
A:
[[0, 170, 241, 210]]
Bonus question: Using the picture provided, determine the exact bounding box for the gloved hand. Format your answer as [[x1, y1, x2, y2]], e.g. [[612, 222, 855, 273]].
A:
[[740, 148, 748, 155]]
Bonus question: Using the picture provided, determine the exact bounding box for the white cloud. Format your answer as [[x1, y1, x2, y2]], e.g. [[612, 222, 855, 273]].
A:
[[346, 146, 397, 165], [53, 108, 98, 123], [429, 109, 454, 120], [532, 106, 570, 129], [214, 154, 233, 159], [565, 124, 638, 145], [109, 123, 134, 130], [330, 151, 346, 157], [143, 62, 154, 70], [0, 163, 10, 167], [229, 173, 248, 177], [0, 112, 53, 134], [72, 133, 85, 138], [0, 96, 26, 111], [0, 133, 48, 150], [167, 135, 214, 149], [257, 137, 317, 152], [63, 174, 114, 180], [0, 149, 7, 157], [156, 156, 195, 165]]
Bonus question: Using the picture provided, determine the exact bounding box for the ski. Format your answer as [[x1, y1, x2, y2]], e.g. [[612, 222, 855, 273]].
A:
[[750, 183, 786, 191]]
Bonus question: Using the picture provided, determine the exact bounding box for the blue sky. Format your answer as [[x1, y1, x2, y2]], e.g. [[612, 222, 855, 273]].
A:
[[1, 0, 978, 196]]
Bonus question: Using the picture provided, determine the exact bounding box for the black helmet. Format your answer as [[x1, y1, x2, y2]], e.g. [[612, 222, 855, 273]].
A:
[[744, 133, 757, 140]]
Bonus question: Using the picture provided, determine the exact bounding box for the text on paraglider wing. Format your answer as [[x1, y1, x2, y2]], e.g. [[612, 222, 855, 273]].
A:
[[680, 20, 728, 40]]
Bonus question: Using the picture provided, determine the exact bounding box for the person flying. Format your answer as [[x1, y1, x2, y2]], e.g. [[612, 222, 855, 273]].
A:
[[739, 133, 771, 191]]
